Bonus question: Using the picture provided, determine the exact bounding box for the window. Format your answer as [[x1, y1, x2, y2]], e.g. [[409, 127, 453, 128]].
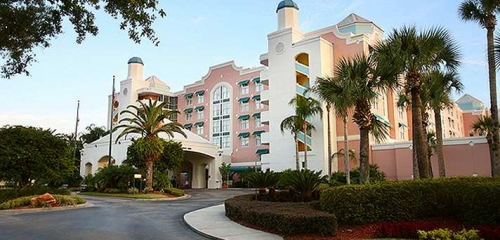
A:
[[372, 96, 379, 110], [398, 108, 404, 119], [399, 126, 405, 139], [255, 83, 264, 92], [241, 137, 249, 147], [197, 126, 203, 135], [197, 95, 204, 103], [197, 110, 204, 119], [187, 98, 193, 105], [255, 135, 262, 146], [212, 85, 231, 149], [241, 119, 249, 129], [382, 93, 387, 116], [241, 84, 249, 95], [255, 100, 263, 110], [255, 117, 262, 128], [186, 112, 192, 121], [240, 102, 249, 112]]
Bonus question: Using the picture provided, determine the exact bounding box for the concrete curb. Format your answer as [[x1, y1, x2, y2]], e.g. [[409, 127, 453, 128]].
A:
[[0, 202, 94, 215]]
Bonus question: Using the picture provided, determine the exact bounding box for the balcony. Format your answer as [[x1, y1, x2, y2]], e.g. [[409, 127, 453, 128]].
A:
[[260, 90, 269, 105], [296, 84, 311, 98], [260, 53, 269, 66], [297, 131, 312, 146], [261, 111, 270, 124], [260, 68, 269, 85], [295, 62, 309, 76], [261, 132, 270, 145]]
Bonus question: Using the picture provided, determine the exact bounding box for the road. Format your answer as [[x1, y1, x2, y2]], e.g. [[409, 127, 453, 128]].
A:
[[0, 189, 252, 240]]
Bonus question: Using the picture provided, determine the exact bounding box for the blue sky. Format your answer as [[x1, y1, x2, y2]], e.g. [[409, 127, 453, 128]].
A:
[[0, 0, 492, 134]]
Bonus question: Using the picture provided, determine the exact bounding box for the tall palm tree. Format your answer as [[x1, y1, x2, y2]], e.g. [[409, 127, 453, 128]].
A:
[[314, 76, 353, 183], [280, 115, 314, 170], [472, 115, 494, 165], [459, 0, 500, 177], [424, 70, 463, 177], [80, 124, 107, 144], [114, 99, 186, 190], [374, 26, 460, 179], [289, 95, 323, 169]]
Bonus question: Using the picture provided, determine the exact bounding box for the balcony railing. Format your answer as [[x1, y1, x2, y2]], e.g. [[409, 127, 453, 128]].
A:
[[296, 84, 311, 98], [295, 62, 309, 76], [297, 131, 312, 146]]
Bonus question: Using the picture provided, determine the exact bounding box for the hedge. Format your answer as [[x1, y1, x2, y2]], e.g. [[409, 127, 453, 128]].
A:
[[225, 194, 337, 236], [320, 177, 500, 225], [163, 188, 184, 197]]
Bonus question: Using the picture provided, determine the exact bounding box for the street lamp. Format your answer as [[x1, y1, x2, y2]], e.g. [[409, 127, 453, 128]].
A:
[[469, 141, 477, 177]]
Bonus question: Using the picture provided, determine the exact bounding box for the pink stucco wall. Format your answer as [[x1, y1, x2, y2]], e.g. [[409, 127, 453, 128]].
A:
[[177, 62, 269, 165], [371, 139, 491, 180]]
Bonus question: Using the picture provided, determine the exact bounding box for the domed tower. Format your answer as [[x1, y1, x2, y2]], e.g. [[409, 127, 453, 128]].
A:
[[127, 56, 144, 81], [276, 0, 299, 30]]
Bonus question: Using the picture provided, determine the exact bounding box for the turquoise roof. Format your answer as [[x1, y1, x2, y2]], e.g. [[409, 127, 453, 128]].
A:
[[127, 57, 144, 65], [276, 0, 299, 12]]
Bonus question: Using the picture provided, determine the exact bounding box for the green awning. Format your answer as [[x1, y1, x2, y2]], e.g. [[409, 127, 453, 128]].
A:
[[238, 114, 250, 120], [398, 122, 408, 128], [194, 121, 204, 127], [183, 108, 193, 113], [195, 106, 204, 111], [195, 90, 205, 96], [230, 166, 260, 172], [252, 77, 261, 83], [374, 113, 390, 125], [253, 130, 265, 136], [237, 79, 250, 86], [252, 112, 261, 118], [184, 93, 193, 98], [238, 97, 250, 103], [238, 132, 250, 138], [256, 149, 269, 155], [184, 123, 192, 128], [252, 95, 261, 100]]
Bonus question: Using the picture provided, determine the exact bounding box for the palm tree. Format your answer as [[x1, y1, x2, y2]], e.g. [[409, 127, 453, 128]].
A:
[[427, 131, 437, 177], [80, 124, 107, 144], [314, 76, 353, 183], [114, 99, 186, 190], [288, 95, 323, 169], [459, 0, 500, 177], [424, 70, 463, 177], [472, 115, 494, 164], [374, 26, 460, 179], [280, 115, 313, 170]]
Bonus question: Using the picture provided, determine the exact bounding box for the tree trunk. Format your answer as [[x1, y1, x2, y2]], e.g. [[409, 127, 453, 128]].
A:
[[327, 104, 332, 176], [486, 27, 500, 176], [146, 157, 154, 191], [303, 123, 308, 169], [412, 128, 420, 179], [359, 126, 370, 184], [410, 74, 430, 179], [422, 111, 432, 178], [434, 108, 446, 177], [294, 135, 300, 170], [343, 116, 351, 185]]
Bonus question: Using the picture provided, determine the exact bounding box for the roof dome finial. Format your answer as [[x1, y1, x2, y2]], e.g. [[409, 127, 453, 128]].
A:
[[128, 57, 144, 66], [276, 0, 299, 13]]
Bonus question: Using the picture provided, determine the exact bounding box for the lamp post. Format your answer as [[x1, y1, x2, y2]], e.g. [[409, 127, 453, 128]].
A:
[[469, 141, 477, 177]]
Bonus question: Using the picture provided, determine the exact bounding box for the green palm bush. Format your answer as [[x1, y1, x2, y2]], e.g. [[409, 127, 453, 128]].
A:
[[283, 169, 327, 202], [247, 170, 280, 196]]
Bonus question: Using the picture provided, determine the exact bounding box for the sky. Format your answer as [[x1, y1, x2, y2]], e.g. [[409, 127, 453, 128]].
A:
[[0, 0, 493, 134]]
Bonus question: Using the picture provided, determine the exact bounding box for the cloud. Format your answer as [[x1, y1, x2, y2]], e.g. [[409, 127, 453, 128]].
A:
[[461, 58, 487, 68], [0, 113, 74, 134]]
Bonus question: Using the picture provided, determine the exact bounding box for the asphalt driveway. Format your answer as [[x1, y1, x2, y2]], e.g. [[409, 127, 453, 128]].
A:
[[0, 189, 252, 240]]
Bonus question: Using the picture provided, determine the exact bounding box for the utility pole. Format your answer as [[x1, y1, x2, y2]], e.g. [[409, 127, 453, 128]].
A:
[[108, 75, 115, 165]]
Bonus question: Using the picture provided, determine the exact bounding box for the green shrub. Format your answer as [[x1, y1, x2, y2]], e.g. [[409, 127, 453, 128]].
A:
[[247, 170, 280, 195], [127, 187, 139, 194], [0, 196, 32, 209], [153, 170, 172, 190], [225, 195, 337, 236], [53, 195, 86, 206], [321, 177, 500, 225], [1, 195, 85, 210], [93, 165, 134, 191], [328, 164, 386, 186], [280, 169, 327, 202], [164, 187, 184, 197], [0, 186, 71, 203], [417, 228, 481, 240]]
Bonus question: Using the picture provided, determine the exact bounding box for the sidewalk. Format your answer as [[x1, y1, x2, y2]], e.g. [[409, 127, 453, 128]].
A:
[[184, 204, 283, 240]]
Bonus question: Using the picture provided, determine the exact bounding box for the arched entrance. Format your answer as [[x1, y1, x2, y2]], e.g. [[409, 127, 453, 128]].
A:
[[97, 156, 115, 170], [84, 162, 93, 176], [177, 161, 193, 189]]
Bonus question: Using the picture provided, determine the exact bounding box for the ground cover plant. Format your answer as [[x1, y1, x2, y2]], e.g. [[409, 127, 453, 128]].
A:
[[0, 195, 85, 210], [0, 186, 71, 203]]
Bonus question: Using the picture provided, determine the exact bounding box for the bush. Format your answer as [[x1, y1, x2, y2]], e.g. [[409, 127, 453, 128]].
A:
[[1, 195, 85, 210], [377, 220, 461, 239], [163, 188, 184, 197], [321, 177, 500, 225], [225, 195, 337, 236], [93, 165, 134, 191], [247, 170, 280, 195], [328, 164, 386, 186], [0, 186, 71, 203], [418, 228, 481, 240], [280, 169, 327, 202], [127, 187, 139, 194]]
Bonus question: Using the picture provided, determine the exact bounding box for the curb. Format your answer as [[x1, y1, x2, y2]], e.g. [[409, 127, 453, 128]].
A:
[[183, 207, 223, 240], [0, 202, 94, 215]]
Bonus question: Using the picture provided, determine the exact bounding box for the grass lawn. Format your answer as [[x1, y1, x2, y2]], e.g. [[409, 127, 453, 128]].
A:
[[78, 192, 171, 199]]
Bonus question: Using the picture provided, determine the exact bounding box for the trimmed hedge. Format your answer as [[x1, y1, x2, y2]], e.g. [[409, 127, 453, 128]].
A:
[[164, 187, 184, 197], [225, 194, 337, 236], [321, 177, 500, 225]]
